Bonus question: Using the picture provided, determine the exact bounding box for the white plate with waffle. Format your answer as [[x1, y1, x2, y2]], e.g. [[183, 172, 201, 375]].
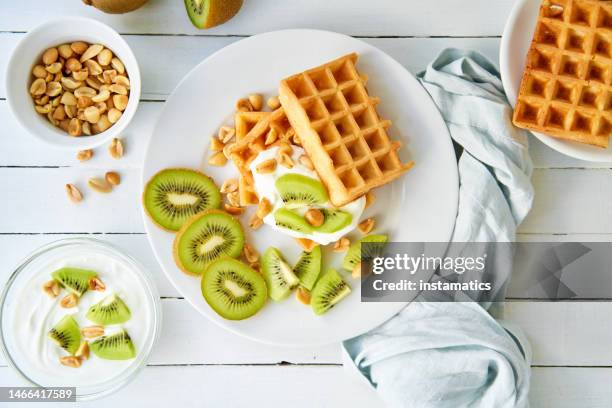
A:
[[142, 29, 458, 346], [501, 0, 612, 162]]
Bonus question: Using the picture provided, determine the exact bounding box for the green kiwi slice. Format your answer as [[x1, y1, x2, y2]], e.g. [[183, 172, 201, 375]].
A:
[[261, 247, 300, 301], [342, 234, 388, 272], [293, 246, 322, 291], [275, 174, 328, 208], [274, 208, 313, 233], [48, 315, 81, 355], [143, 168, 221, 231], [174, 209, 245, 275], [316, 209, 353, 233], [51, 267, 97, 297], [86, 294, 131, 325], [201, 258, 267, 320], [311, 269, 351, 315], [90, 329, 136, 360]]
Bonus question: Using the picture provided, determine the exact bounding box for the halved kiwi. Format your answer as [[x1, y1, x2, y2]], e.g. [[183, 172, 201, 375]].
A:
[[274, 208, 313, 233], [86, 294, 131, 325], [342, 234, 388, 272], [261, 247, 299, 301], [143, 168, 221, 232], [201, 258, 267, 320], [316, 209, 353, 233], [185, 0, 243, 29], [48, 315, 81, 355], [90, 329, 136, 360], [275, 174, 328, 208], [293, 246, 322, 291], [311, 269, 351, 315], [51, 267, 97, 297], [174, 209, 245, 275]]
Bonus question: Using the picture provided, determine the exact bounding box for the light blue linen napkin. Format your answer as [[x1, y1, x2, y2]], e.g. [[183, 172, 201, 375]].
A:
[[342, 49, 534, 407]]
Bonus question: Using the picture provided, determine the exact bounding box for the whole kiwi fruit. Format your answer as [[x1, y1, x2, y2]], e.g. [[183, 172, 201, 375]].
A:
[[82, 0, 149, 14]]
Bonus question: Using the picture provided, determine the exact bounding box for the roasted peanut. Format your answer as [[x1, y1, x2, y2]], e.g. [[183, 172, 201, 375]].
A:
[[267, 96, 280, 110], [305, 209, 324, 227], [105, 171, 121, 186], [248, 94, 263, 111]]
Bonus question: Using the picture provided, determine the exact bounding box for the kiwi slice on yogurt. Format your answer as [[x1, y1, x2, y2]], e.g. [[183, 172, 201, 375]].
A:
[[48, 315, 81, 355], [90, 329, 136, 360], [275, 174, 328, 208], [316, 209, 353, 233], [51, 267, 97, 297], [86, 294, 131, 325], [274, 208, 313, 234]]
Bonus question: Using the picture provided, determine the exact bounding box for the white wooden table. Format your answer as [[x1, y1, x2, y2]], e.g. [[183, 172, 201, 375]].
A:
[[2, 1, 612, 406]]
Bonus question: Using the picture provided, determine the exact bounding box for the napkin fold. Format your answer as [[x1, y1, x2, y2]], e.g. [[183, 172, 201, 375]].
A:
[[342, 49, 534, 408]]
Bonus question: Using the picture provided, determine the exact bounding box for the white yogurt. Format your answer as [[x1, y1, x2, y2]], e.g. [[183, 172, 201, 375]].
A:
[[10, 250, 153, 388], [249, 146, 365, 245]]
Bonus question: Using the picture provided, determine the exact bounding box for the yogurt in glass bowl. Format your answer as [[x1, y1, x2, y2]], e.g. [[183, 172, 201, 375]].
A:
[[0, 238, 161, 400]]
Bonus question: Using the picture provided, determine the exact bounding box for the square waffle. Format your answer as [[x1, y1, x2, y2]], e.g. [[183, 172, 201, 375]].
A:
[[229, 108, 293, 206], [279, 53, 413, 207], [513, 0, 612, 147]]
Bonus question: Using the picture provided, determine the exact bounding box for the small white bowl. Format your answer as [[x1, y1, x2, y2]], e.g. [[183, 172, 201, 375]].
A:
[[6, 17, 141, 150]]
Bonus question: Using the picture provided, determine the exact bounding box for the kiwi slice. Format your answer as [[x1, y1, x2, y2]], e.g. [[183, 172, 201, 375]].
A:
[[48, 315, 81, 355], [201, 258, 267, 320], [316, 209, 353, 233], [174, 209, 245, 275], [342, 234, 388, 272], [51, 267, 97, 297], [261, 247, 300, 301], [275, 174, 328, 208], [184, 0, 243, 29], [86, 294, 131, 325], [90, 329, 136, 360], [143, 168, 221, 232], [274, 208, 313, 233], [311, 269, 351, 315], [293, 246, 322, 291]]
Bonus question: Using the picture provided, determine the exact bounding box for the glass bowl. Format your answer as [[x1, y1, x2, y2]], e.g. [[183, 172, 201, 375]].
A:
[[0, 238, 161, 401]]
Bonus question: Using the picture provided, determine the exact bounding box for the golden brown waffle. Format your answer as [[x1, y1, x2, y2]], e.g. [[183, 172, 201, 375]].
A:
[[513, 0, 612, 147], [230, 109, 293, 206], [279, 53, 413, 207]]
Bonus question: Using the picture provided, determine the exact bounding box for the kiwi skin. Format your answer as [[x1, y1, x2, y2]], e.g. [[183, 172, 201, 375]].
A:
[[185, 0, 244, 29], [143, 168, 221, 233], [173, 209, 244, 276]]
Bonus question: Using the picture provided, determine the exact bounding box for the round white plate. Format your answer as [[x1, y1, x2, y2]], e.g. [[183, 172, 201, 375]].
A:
[[501, 0, 612, 162], [142, 29, 458, 347]]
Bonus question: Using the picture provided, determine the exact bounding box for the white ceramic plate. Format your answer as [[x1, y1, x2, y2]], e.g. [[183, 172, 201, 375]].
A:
[[142, 30, 458, 346], [501, 0, 612, 162]]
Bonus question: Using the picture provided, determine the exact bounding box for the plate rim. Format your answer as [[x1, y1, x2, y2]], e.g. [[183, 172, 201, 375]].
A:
[[141, 29, 459, 347], [500, 0, 612, 163]]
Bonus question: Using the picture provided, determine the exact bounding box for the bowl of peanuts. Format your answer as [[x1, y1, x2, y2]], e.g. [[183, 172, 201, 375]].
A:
[[6, 17, 141, 149]]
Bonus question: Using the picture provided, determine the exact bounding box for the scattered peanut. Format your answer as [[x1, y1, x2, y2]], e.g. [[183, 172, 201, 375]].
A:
[[352, 262, 362, 279], [256, 198, 272, 219], [75, 341, 90, 360], [296, 287, 311, 305], [105, 171, 121, 186], [60, 356, 82, 368], [264, 127, 278, 145], [358, 218, 375, 234], [65, 183, 83, 203], [208, 151, 228, 166], [278, 152, 294, 168], [267, 96, 281, 110], [295, 238, 317, 252], [243, 244, 259, 264], [248, 94, 263, 111], [365, 191, 376, 208], [221, 178, 239, 194], [42, 280, 61, 298], [77, 149, 93, 162], [224, 204, 244, 215], [299, 154, 314, 170], [89, 276, 106, 291], [218, 126, 236, 144], [60, 293, 79, 308], [210, 136, 225, 152], [305, 208, 324, 227], [333, 237, 350, 253], [88, 177, 112, 193], [236, 98, 253, 112], [227, 191, 240, 207], [81, 325, 104, 338], [249, 213, 264, 230], [108, 138, 124, 159], [256, 158, 277, 174]]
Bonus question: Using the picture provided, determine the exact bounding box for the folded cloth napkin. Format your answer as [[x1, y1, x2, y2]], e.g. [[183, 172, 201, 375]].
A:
[[342, 49, 534, 408]]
